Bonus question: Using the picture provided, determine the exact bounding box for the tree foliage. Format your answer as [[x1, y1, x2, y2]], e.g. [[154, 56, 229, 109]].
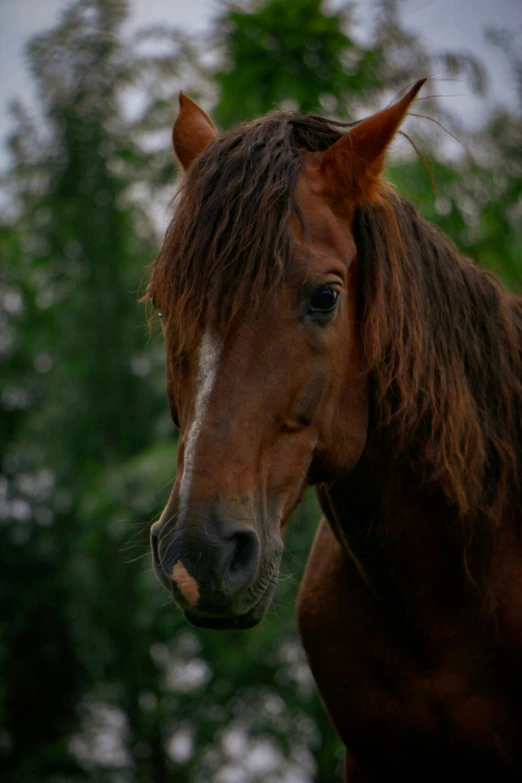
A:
[[0, 1, 520, 781]]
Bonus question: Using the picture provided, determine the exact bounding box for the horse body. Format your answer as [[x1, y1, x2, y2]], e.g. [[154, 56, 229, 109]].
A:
[[147, 85, 522, 778]]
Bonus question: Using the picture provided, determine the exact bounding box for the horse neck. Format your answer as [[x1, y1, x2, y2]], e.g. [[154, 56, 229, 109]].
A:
[[317, 435, 434, 543], [317, 455, 479, 631], [317, 423, 521, 626]]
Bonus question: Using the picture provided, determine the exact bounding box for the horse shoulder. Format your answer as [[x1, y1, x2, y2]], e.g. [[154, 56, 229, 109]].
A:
[[297, 517, 371, 781], [296, 517, 433, 777]]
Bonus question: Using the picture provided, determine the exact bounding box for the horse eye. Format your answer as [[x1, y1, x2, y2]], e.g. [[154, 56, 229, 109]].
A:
[[308, 286, 339, 315], [151, 298, 163, 319]]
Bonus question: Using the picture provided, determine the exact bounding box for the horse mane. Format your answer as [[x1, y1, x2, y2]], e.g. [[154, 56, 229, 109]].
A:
[[149, 110, 522, 549], [355, 195, 522, 535]]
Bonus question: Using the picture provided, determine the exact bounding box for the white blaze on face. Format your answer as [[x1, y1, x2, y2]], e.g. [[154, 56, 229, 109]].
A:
[[179, 329, 223, 516]]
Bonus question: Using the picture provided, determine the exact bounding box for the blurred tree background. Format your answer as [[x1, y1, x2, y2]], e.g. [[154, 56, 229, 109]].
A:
[[0, 0, 520, 781]]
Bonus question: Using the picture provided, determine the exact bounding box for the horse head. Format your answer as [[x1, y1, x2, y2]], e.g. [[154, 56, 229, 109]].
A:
[[148, 82, 425, 629]]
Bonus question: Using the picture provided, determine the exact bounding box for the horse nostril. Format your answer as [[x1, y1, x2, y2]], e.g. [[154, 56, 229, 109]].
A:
[[230, 530, 257, 574], [225, 528, 260, 593], [151, 529, 163, 573], [151, 528, 174, 592]]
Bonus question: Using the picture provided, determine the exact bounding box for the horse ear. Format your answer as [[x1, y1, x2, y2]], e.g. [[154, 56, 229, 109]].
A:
[[172, 92, 218, 171], [315, 79, 426, 203]]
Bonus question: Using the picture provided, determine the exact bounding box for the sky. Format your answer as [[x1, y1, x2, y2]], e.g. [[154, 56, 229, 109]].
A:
[[0, 0, 520, 170]]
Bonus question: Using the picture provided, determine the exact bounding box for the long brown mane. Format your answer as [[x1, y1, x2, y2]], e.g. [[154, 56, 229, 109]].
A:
[[149, 111, 522, 550], [356, 194, 522, 530]]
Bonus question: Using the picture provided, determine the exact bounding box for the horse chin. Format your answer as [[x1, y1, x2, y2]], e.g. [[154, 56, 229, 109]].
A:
[[182, 582, 277, 631], [184, 612, 262, 630]]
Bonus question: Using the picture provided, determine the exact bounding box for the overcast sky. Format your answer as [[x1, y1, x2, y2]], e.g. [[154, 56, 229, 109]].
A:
[[0, 0, 520, 170]]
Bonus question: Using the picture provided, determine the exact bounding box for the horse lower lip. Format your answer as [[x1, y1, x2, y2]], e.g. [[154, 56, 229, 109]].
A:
[[183, 584, 275, 630], [185, 612, 262, 630]]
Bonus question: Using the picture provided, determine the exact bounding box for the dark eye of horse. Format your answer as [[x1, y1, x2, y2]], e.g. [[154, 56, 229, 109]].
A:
[[308, 286, 339, 316], [151, 298, 163, 319]]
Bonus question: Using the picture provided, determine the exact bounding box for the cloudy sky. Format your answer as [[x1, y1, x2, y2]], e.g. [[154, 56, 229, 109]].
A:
[[0, 0, 520, 169]]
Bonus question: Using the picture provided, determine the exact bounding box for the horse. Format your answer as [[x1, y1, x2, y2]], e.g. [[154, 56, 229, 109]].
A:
[[146, 80, 522, 780]]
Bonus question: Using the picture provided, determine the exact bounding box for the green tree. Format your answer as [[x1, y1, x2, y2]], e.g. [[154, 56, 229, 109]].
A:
[[213, 0, 382, 125], [212, 0, 484, 127], [0, 1, 165, 779]]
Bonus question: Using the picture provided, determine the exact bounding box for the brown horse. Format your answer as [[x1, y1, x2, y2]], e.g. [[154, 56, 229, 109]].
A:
[[146, 81, 522, 780]]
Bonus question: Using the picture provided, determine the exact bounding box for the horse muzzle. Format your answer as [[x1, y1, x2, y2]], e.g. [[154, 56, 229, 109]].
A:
[[150, 506, 280, 629]]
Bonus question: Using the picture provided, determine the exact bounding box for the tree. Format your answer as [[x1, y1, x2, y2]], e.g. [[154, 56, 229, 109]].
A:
[[0, 1, 165, 779], [213, 0, 382, 125]]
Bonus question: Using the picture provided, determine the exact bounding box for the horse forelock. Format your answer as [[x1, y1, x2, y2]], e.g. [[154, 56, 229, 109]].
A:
[[149, 111, 347, 350]]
